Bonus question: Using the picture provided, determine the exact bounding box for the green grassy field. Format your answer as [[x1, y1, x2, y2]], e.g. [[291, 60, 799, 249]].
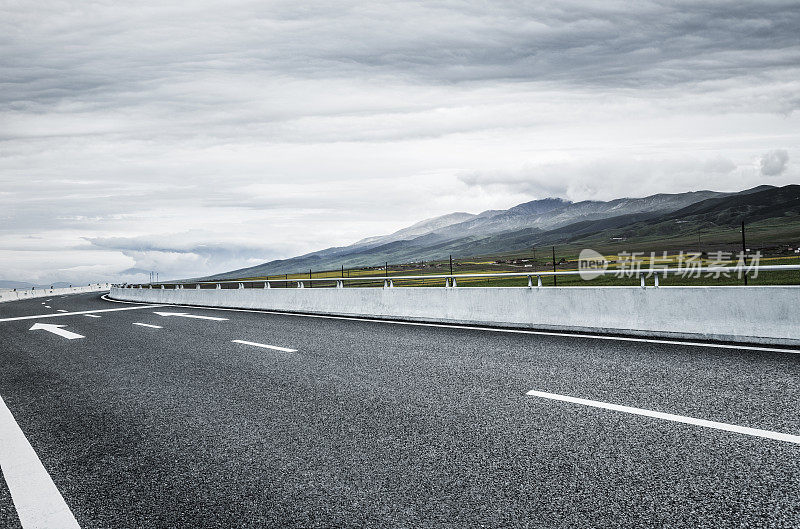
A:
[[220, 255, 800, 289]]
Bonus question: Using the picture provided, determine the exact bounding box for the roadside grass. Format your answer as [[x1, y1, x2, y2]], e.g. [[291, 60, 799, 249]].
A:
[[220, 259, 800, 289]]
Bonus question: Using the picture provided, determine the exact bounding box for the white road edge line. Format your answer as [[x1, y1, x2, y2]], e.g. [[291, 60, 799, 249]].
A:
[[100, 295, 800, 355], [133, 322, 162, 329], [526, 389, 800, 445], [0, 395, 81, 529], [0, 304, 165, 323], [232, 339, 297, 352]]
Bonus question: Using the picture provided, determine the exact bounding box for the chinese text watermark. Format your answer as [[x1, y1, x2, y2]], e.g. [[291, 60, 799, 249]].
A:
[[578, 249, 761, 280]]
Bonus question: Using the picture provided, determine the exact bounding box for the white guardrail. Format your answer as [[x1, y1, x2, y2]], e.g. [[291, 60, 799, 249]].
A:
[[120, 265, 800, 290], [0, 284, 111, 303], [111, 267, 800, 345]]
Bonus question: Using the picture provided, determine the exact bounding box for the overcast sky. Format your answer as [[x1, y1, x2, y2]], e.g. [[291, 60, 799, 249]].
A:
[[2, 0, 799, 283]]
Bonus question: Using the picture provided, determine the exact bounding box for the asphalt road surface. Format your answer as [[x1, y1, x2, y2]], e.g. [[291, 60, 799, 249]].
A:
[[1, 292, 799, 528]]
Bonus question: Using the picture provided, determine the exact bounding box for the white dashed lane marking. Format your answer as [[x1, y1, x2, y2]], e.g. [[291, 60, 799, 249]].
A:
[[527, 389, 800, 444], [153, 311, 228, 321], [232, 340, 297, 353]]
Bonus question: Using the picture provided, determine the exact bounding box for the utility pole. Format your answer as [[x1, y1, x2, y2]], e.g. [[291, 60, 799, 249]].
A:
[[309, 269, 312, 288], [532, 246, 536, 261], [741, 221, 748, 286], [341, 264, 344, 278], [449, 255, 453, 276], [552, 246, 557, 286], [385, 262, 388, 278]]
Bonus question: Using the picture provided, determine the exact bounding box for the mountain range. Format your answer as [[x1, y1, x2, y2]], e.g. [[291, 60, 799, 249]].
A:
[[204, 184, 798, 280]]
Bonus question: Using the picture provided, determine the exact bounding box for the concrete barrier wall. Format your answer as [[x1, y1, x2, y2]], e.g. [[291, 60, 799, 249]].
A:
[[110, 285, 800, 346], [0, 284, 111, 303]]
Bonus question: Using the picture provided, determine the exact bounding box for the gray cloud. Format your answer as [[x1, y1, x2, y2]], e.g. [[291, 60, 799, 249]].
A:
[[458, 156, 750, 202], [760, 149, 790, 176], [85, 233, 291, 279], [4, 1, 799, 101]]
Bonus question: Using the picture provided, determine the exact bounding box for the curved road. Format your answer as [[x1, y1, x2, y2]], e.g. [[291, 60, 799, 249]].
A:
[[1, 293, 799, 528]]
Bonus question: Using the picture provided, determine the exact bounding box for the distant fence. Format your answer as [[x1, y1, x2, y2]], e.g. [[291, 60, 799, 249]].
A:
[[0, 284, 111, 303], [120, 265, 800, 290]]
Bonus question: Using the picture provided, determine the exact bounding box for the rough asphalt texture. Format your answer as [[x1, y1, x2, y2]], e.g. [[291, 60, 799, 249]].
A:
[[1, 293, 799, 528]]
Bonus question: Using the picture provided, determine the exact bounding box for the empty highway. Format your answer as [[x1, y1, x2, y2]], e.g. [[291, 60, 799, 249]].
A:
[[1, 293, 799, 528]]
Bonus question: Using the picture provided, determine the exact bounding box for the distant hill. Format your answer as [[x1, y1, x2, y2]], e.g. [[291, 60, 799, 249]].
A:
[[352, 211, 477, 249], [201, 185, 793, 280], [606, 184, 800, 240], [409, 190, 729, 247], [434, 184, 800, 255]]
